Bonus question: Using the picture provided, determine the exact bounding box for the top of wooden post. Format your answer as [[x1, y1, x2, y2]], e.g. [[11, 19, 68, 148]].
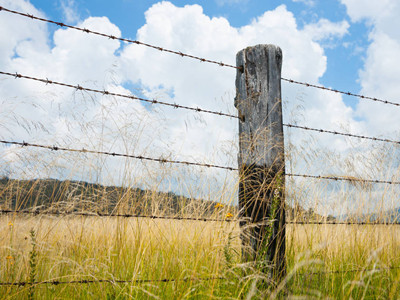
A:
[[235, 44, 284, 169]]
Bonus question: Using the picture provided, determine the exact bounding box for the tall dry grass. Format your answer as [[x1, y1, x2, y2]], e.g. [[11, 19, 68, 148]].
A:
[[1, 213, 400, 298]]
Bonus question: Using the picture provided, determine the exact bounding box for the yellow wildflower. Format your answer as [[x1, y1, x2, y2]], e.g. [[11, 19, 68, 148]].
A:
[[225, 213, 233, 218], [215, 203, 224, 209], [6, 255, 14, 264], [8, 221, 13, 227]]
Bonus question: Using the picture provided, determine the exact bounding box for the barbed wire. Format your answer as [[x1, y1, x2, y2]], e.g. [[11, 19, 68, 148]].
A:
[[283, 124, 400, 145], [298, 266, 400, 277], [0, 6, 238, 70], [0, 276, 224, 286], [3, 70, 400, 146], [0, 71, 237, 119], [2, 140, 400, 184], [286, 173, 400, 185], [3, 210, 400, 226], [288, 220, 400, 226], [1, 266, 399, 286], [3, 72, 399, 147], [0, 209, 236, 222], [1, 6, 398, 109], [281, 78, 400, 108], [0, 140, 237, 171]]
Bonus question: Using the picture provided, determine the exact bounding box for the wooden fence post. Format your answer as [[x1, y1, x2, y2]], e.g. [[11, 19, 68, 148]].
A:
[[235, 44, 286, 280]]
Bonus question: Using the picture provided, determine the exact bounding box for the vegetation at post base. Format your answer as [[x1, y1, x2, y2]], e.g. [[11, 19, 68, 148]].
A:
[[28, 228, 37, 300]]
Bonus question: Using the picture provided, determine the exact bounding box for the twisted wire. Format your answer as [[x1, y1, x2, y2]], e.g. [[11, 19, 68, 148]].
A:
[[0, 6, 237, 69], [4, 71, 399, 145], [0, 209, 236, 222], [288, 220, 400, 226], [298, 266, 400, 276], [3, 71, 400, 145], [0, 276, 224, 286], [4, 209, 400, 226], [3, 210, 400, 226], [286, 173, 400, 185], [0, 140, 237, 171], [2, 140, 399, 184], [0, 71, 237, 119], [282, 78, 400, 107], [284, 124, 400, 145]]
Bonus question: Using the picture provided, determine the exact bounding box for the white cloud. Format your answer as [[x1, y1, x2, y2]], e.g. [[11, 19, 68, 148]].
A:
[[59, 0, 80, 24], [303, 19, 349, 42], [340, 0, 400, 136], [340, 0, 395, 23], [0, 0, 49, 67]]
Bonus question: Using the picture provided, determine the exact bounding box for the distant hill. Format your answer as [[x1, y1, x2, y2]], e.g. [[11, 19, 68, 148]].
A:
[[0, 177, 333, 222], [341, 207, 400, 223], [286, 204, 335, 223], [0, 177, 222, 218]]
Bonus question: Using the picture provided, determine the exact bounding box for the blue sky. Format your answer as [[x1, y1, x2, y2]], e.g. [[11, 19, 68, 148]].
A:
[[1, 0, 399, 215]]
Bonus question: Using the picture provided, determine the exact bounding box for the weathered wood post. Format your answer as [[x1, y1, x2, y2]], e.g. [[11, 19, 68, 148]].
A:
[[235, 44, 286, 280]]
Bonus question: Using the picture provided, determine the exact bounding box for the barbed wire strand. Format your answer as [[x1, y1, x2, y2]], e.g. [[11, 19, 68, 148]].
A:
[[3, 210, 400, 226], [287, 173, 400, 185], [281, 78, 400, 107], [0, 6, 237, 69], [2, 140, 400, 184], [0, 71, 237, 119], [2, 268, 398, 286], [0, 209, 236, 222], [0, 140, 236, 171], [1, 6, 398, 108], [2, 72, 400, 145], [0, 276, 224, 287], [283, 124, 400, 145], [288, 220, 400, 226], [298, 266, 400, 276]]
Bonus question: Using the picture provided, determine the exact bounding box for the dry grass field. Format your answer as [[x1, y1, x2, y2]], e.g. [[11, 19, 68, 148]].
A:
[[1, 215, 400, 299]]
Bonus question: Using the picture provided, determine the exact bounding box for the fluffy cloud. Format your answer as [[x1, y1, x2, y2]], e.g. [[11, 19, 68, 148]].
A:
[[303, 19, 349, 42], [340, 0, 395, 23], [341, 0, 400, 136], [0, 0, 365, 205], [59, 0, 80, 24]]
